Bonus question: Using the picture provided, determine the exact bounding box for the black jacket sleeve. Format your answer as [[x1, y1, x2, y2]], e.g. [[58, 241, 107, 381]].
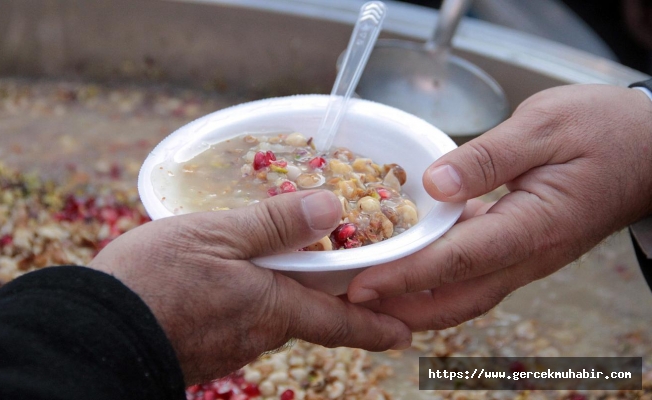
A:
[[0, 265, 186, 400]]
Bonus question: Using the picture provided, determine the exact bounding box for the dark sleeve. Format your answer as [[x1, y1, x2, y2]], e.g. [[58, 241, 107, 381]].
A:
[[0, 265, 186, 400], [631, 228, 652, 292]]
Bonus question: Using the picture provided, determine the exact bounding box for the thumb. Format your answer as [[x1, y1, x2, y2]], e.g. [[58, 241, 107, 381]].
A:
[[423, 116, 556, 201], [184, 190, 341, 259]]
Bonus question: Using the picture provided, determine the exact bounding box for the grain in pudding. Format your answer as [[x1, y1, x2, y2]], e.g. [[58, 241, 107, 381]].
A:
[[151, 133, 418, 250]]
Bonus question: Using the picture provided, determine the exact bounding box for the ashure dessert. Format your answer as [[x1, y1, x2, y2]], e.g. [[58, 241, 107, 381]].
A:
[[151, 132, 418, 250]]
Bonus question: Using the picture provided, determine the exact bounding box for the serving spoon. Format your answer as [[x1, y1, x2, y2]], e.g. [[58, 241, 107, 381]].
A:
[[355, 0, 509, 138]]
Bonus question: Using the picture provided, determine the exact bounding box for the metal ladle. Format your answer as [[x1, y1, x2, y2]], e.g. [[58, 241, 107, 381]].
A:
[[355, 0, 509, 138]]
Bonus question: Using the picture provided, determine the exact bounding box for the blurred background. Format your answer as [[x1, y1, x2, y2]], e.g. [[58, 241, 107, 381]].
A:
[[403, 0, 652, 74]]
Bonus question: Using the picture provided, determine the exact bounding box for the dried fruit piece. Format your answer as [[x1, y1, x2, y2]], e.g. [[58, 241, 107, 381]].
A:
[[384, 163, 407, 185]]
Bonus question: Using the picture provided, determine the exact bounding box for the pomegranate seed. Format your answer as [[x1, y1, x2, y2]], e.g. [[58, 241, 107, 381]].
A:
[[186, 385, 201, 394], [203, 390, 216, 400], [214, 390, 232, 399], [376, 188, 391, 200], [253, 151, 277, 170], [0, 235, 13, 247], [265, 150, 276, 162], [242, 383, 260, 396], [267, 187, 278, 197], [308, 156, 326, 169], [332, 223, 357, 244], [253, 152, 268, 170], [272, 160, 287, 168], [280, 389, 295, 400], [230, 395, 248, 400], [279, 181, 296, 193]]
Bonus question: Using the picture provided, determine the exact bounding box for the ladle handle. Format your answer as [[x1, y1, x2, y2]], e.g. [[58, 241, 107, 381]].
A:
[[313, 1, 386, 152], [426, 0, 473, 52]]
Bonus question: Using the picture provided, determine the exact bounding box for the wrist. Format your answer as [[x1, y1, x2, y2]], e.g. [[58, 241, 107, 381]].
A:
[[627, 80, 652, 219]]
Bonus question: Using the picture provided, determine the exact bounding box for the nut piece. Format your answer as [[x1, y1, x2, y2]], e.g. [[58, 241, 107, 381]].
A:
[[384, 163, 407, 185]]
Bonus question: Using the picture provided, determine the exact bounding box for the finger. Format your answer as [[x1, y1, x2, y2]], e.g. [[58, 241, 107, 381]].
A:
[[422, 106, 568, 202], [182, 190, 341, 259], [458, 199, 495, 222], [277, 274, 413, 351], [347, 191, 545, 303], [360, 256, 558, 331]]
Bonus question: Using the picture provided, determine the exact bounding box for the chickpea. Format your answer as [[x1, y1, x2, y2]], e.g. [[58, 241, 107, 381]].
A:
[[357, 196, 381, 213], [329, 368, 348, 381], [244, 368, 262, 384], [338, 195, 350, 216], [286, 165, 301, 180], [380, 213, 394, 238], [259, 380, 275, 397], [285, 132, 308, 147], [268, 370, 289, 383], [337, 180, 357, 200], [329, 159, 353, 175], [290, 367, 308, 381], [334, 148, 354, 161], [243, 134, 259, 144], [397, 202, 418, 226], [304, 236, 333, 251], [327, 381, 346, 399], [352, 158, 380, 177]]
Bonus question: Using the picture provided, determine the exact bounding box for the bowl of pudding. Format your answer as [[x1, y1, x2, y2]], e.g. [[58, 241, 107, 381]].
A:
[[138, 95, 465, 294]]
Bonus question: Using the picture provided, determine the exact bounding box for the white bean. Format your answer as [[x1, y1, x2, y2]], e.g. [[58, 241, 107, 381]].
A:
[[285, 132, 308, 147]]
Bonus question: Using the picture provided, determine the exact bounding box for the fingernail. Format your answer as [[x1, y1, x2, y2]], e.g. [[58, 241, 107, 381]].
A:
[[301, 191, 340, 230], [429, 165, 461, 197], [391, 338, 412, 351], [349, 287, 379, 303]]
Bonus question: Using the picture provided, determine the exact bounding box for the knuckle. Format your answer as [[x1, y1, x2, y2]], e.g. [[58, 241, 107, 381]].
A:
[[320, 317, 352, 348], [430, 312, 465, 330], [440, 239, 476, 285], [402, 267, 431, 294], [466, 141, 498, 190], [254, 203, 291, 249]]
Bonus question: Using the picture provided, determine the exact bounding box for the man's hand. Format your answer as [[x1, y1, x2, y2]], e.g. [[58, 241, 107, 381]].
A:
[[347, 84, 652, 331], [89, 190, 411, 384]]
